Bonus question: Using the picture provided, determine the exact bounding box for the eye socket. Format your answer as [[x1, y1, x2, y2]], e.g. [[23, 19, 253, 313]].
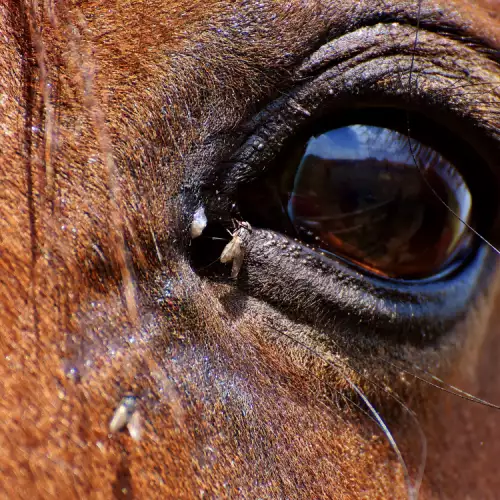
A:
[[193, 102, 498, 343], [236, 109, 490, 281]]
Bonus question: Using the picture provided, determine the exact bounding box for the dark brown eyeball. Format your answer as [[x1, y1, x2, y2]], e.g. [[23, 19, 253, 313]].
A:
[[282, 125, 473, 279], [239, 123, 475, 280]]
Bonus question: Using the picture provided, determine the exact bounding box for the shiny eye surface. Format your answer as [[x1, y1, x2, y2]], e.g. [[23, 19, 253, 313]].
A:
[[279, 125, 471, 279], [237, 110, 483, 281]]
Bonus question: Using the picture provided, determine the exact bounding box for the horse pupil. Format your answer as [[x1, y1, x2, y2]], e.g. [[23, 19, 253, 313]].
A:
[[285, 125, 473, 279]]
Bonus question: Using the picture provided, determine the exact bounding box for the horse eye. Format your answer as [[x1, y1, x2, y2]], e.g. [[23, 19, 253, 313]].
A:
[[238, 116, 477, 280]]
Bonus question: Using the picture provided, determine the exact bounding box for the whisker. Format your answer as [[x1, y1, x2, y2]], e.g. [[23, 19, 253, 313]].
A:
[[347, 340, 500, 410], [389, 359, 500, 410], [444, 82, 500, 96], [265, 320, 424, 500], [405, 128, 500, 256]]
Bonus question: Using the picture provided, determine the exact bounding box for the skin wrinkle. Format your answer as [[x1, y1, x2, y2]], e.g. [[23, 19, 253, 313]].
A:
[[0, 0, 499, 498]]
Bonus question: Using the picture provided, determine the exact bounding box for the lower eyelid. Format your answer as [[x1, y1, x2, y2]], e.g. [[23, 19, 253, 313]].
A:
[[236, 228, 496, 346]]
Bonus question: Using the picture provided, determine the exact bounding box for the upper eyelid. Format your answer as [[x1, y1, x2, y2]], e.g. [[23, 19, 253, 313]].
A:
[[221, 60, 497, 171], [297, 23, 419, 77], [295, 21, 499, 80], [301, 6, 499, 74], [205, 17, 499, 195], [223, 18, 499, 150]]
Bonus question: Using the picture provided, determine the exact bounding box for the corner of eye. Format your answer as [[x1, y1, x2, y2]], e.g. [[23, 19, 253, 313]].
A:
[[190, 206, 207, 239]]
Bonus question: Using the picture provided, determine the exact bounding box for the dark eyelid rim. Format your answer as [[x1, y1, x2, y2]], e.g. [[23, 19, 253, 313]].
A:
[[211, 74, 499, 198]]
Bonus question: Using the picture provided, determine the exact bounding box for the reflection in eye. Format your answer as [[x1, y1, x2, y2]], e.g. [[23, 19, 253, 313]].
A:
[[239, 123, 475, 280], [287, 125, 473, 278]]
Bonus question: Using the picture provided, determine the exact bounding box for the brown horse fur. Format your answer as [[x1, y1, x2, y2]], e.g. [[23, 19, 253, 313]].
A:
[[1, 0, 499, 497]]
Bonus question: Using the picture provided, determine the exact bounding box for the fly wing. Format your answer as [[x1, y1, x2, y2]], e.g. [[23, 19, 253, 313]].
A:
[[109, 404, 129, 433], [220, 235, 240, 263], [230, 249, 245, 278], [127, 410, 143, 441], [220, 232, 246, 277]]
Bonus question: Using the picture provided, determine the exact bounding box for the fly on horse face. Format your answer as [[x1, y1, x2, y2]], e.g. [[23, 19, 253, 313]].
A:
[[1, 0, 499, 498]]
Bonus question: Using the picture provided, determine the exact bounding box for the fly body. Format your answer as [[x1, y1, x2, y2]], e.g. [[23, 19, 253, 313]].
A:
[[220, 222, 252, 278]]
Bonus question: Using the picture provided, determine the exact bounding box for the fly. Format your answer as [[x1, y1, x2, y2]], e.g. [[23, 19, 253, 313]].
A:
[[220, 221, 252, 278], [109, 394, 142, 441]]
